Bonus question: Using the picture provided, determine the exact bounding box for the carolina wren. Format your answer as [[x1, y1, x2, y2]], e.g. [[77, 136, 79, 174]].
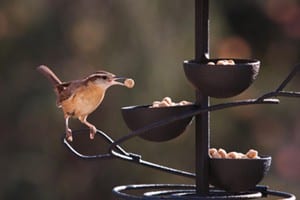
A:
[[37, 65, 134, 142]]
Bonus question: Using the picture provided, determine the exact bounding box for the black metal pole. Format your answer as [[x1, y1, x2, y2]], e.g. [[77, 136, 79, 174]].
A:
[[195, 0, 210, 195], [195, 0, 209, 61]]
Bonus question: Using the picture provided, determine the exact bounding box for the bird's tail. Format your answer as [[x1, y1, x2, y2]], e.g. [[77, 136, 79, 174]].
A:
[[37, 65, 62, 86]]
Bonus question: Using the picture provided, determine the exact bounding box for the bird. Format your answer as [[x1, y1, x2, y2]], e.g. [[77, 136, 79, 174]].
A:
[[37, 65, 134, 142]]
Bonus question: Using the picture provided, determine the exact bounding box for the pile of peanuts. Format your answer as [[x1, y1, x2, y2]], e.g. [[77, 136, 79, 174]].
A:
[[208, 59, 235, 66], [150, 97, 192, 108], [209, 148, 260, 159]]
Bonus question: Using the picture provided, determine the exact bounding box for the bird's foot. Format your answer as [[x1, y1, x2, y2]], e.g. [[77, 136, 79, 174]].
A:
[[89, 126, 97, 140], [66, 129, 73, 142]]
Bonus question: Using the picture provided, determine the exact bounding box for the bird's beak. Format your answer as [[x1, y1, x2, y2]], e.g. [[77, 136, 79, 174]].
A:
[[111, 76, 127, 86]]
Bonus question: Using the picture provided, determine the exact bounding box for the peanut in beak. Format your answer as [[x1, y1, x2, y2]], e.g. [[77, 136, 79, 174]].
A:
[[112, 77, 135, 88]]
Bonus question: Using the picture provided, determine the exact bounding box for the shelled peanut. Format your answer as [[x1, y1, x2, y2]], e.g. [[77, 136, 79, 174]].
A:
[[150, 97, 192, 108], [124, 78, 135, 88], [207, 59, 235, 66], [209, 148, 260, 159]]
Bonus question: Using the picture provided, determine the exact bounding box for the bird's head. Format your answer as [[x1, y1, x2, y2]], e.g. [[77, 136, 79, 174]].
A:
[[85, 70, 128, 90]]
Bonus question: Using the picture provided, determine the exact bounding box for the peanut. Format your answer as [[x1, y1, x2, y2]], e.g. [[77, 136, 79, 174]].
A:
[[158, 101, 169, 107], [163, 97, 172, 104], [209, 148, 218, 158], [218, 148, 227, 158], [227, 59, 235, 65], [211, 151, 221, 158], [227, 151, 239, 159], [216, 60, 227, 65], [124, 78, 135, 88], [217, 60, 235, 65], [246, 149, 260, 159]]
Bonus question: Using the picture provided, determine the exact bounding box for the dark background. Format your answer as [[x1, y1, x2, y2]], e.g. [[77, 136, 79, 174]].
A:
[[1, 0, 300, 199]]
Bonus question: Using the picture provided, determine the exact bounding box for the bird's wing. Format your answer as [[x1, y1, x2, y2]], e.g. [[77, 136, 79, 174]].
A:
[[56, 81, 83, 105]]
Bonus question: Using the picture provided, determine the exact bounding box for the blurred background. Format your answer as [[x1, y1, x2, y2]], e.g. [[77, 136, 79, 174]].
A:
[[1, 0, 300, 199]]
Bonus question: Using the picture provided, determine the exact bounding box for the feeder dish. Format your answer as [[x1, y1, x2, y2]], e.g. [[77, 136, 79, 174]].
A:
[[209, 156, 271, 192], [183, 59, 260, 98], [121, 104, 196, 142]]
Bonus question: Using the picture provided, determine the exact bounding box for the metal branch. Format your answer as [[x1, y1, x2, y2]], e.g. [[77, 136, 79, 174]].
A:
[[64, 138, 113, 159], [108, 98, 279, 155], [276, 63, 300, 92], [64, 129, 129, 159], [257, 64, 300, 101], [64, 129, 196, 178], [110, 150, 196, 178]]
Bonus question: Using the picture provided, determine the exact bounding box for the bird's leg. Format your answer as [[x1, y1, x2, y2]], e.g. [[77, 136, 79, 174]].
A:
[[78, 116, 97, 140], [65, 115, 73, 142]]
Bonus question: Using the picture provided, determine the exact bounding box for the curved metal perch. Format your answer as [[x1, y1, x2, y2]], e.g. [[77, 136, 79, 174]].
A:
[[64, 129, 196, 178], [63, 129, 129, 159], [64, 63, 300, 179]]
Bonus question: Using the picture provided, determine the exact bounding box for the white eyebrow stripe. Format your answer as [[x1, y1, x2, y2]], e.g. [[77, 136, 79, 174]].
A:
[[94, 71, 116, 77]]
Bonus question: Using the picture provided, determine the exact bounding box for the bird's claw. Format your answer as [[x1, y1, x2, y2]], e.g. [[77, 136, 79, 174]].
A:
[[66, 129, 73, 142], [89, 126, 97, 140]]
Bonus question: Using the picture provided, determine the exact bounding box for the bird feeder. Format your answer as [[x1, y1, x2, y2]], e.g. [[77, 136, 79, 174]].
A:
[[64, 0, 299, 199]]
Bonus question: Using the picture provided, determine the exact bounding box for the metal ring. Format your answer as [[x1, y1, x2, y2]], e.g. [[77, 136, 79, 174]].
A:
[[112, 184, 267, 200]]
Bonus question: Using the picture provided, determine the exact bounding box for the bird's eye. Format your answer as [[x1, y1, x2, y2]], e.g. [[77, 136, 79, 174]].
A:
[[102, 76, 107, 80]]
